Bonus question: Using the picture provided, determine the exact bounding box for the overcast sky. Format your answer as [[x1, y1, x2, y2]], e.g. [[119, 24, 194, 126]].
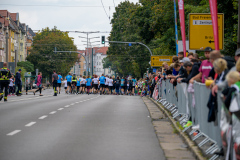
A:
[[0, 0, 139, 50]]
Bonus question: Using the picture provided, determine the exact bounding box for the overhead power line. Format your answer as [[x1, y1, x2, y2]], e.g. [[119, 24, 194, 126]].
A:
[[0, 4, 114, 8], [101, 0, 110, 21]]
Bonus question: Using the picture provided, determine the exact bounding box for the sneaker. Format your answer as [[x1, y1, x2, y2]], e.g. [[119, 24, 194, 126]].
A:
[[192, 124, 200, 130], [184, 121, 192, 128], [12, 94, 15, 96], [193, 131, 199, 136], [4, 99, 7, 102], [8, 94, 11, 96]]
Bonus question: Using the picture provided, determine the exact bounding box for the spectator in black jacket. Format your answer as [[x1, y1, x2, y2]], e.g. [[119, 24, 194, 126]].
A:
[[15, 69, 22, 96], [177, 61, 193, 83]]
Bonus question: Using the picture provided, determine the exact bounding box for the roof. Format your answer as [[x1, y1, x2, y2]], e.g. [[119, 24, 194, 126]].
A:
[[85, 47, 108, 55], [28, 28, 35, 36], [0, 10, 9, 17]]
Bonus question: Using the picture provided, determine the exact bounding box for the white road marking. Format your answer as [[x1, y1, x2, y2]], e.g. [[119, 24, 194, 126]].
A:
[[25, 122, 36, 127], [75, 102, 79, 104], [58, 108, 64, 110], [7, 130, 21, 136], [79, 101, 83, 102], [39, 115, 48, 119], [49, 111, 57, 114], [65, 105, 70, 108], [70, 103, 75, 105]]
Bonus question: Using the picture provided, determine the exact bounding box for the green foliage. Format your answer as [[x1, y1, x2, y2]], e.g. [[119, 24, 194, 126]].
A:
[[17, 61, 34, 72], [107, 0, 238, 77], [26, 26, 77, 79]]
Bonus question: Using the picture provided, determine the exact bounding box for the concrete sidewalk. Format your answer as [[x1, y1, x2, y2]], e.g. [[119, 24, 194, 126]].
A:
[[142, 97, 196, 160]]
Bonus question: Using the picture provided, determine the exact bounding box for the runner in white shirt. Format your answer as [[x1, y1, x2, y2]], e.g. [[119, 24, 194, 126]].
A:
[[63, 79, 67, 94], [108, 76, 114, 94], [104, 75, 109, 94], [93, 75, 99, 94], [80, 76, 86, 94]]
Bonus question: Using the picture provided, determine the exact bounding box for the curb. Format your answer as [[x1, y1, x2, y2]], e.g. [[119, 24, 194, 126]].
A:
[[148, 97, 206, 160]]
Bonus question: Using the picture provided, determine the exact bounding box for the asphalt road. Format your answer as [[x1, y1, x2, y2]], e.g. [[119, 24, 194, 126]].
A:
[[0, 89, 165, 160]]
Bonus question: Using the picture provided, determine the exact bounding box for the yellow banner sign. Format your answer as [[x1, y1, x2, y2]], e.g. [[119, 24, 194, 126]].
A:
[[151, 56, 173, 67], [189, 13, 224, 50]]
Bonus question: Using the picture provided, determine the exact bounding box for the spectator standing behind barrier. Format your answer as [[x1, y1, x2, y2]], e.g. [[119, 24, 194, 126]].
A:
[[207, 59, 228, 123], [15, 68, 22, 96], [212, 48, 240, 96], [178, 51, 184, 60], [207, 50, 223, 80], [52, 70, 58, 96], [177, 61, 193, 83], [172, 56, 179, 76], [187, 52, 194, 61], [190, 47, 213, 84], [221, 70, 240, 111]]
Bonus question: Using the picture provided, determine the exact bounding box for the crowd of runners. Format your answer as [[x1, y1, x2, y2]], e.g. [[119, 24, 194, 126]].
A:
[[58, 73, 151, 96]]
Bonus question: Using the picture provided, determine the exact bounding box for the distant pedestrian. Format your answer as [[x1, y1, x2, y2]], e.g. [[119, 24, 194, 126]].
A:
[[25, 79, 30, 95], [52, 70, 58, 96], [9, 75, 15, 96], [34, 72, 43, 96], [15, 68, 22, 96]]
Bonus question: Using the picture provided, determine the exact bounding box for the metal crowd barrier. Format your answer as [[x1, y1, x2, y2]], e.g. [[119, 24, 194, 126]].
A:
[[157, 80, 224, 160]]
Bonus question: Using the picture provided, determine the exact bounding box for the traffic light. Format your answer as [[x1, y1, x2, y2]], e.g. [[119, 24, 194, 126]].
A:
[[101, 36, 105, 44]]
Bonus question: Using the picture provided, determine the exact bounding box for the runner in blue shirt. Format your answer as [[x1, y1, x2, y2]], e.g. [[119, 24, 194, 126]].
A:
[[66, 73, 72, 94], [76, 76, 81, 94], [132, 77, 137, 96], [86, 75, 92, 95], [121, 77, 125, 95], [57, 72, 63, 94], [99, 74, 105, 95]]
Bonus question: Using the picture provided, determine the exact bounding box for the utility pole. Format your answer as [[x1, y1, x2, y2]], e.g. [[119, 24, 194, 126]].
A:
[[92, 48, 93, 76], [78, 31, 99, 76]]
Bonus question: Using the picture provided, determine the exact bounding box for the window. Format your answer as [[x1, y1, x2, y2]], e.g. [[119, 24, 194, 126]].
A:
[[99, 62, 101, 65]]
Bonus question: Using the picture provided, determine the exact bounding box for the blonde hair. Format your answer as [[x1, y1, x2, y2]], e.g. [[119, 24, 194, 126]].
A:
[[162, 62, 168, 67], [236, 58, 240, 72], [213, 58, 227, 73], [226, 71, 240, 84]]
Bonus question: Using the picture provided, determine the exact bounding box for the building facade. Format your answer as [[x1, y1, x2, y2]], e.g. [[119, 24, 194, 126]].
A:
[[0, 10, 34, 65]]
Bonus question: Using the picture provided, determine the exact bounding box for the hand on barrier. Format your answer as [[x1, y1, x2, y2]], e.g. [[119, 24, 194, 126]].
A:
[[211, 85, 218, 97], [189, 78, 194, 84], [177, 78, 182, 83]]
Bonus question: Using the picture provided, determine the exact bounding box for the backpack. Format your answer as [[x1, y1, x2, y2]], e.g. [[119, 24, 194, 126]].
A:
[[35, 76, 38, 84], [229, 82, 240, 114], [223, 56, 235, 70]]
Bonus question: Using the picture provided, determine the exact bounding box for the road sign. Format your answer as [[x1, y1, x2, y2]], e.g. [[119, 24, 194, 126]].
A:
[[151, 56, 173, 67], [189, 13, 224, 50]]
